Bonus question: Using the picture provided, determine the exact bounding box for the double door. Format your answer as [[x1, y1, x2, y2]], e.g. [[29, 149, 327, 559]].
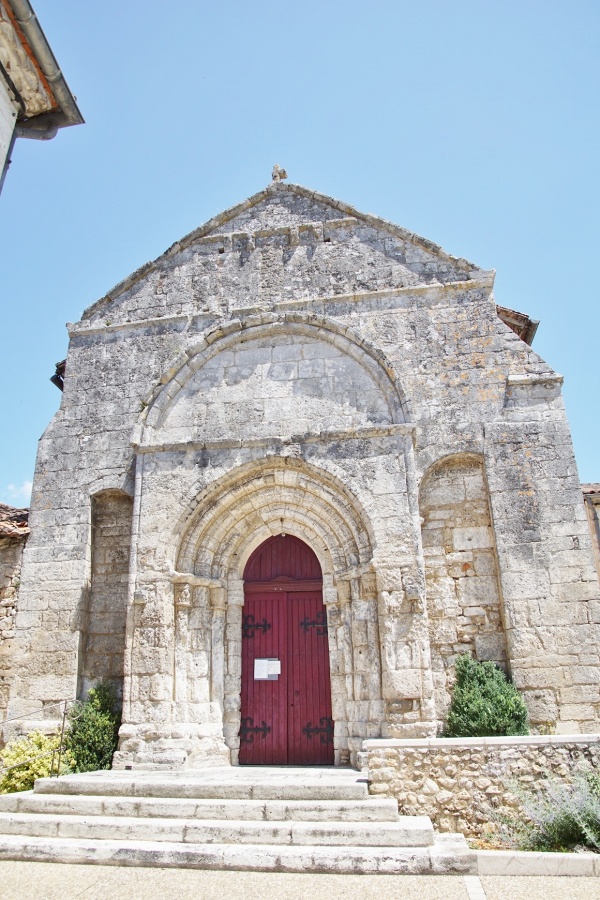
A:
[[239, 587, 333, 765]]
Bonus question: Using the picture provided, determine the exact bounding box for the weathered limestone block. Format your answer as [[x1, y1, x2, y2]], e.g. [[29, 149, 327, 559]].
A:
[[114, 719, 230, 769]]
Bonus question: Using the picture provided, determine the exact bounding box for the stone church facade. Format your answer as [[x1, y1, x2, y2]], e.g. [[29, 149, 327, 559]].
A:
[[6, 180, 600, 768]]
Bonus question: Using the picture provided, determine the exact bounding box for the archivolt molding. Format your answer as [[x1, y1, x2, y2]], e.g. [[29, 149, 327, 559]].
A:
[[132, 313, 408, 448], [175, 457, 375, 584], [87, 477, 135, 501]]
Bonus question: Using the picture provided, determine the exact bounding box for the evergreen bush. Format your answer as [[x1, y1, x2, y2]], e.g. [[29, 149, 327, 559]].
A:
[[444, 654, 529, 737], [65, 681, 121, 773], [0, 730, 72, 793]]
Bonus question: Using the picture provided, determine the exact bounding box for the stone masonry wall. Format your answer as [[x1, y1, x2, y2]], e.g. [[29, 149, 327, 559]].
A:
[[0, 536, 25, 723], [484, 418, 600, 733], [420, 455, 507, 731], [79, 491, 133, 699], [0, 78, 18, 184], [366, 736, 600, 838], [0, 537, 23, 646]]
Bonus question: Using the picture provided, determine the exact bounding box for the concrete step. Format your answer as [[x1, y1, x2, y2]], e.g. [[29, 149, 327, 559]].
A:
[[0, 792, 400, 823], [0, 812, 434, 847], [0, 834, 477, 874], [33, 772, 370, 801]]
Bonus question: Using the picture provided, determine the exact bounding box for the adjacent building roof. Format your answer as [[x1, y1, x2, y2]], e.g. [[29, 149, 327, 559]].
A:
[[0, 0, 83, 137], [0, 502, 29, 539], [582, 484, 600, 498]]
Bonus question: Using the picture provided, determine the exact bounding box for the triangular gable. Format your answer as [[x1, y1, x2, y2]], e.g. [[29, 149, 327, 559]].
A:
[[82, 182, 491, 320]]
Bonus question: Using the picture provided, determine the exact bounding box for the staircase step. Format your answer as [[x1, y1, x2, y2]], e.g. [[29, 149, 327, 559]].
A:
[[34, 771, 369, 801], [0, 792, 399, 822], [0, 767, 476, 874], [0, 812, 434, 847], [0, 834, 477, 874]]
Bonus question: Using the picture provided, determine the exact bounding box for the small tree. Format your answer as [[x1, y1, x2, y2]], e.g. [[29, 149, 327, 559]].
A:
[[444, 654, 529, 737], [65, 681, 121, 772]]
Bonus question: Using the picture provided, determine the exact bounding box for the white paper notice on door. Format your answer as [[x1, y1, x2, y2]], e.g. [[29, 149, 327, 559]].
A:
[[254, 658, 281, 680]]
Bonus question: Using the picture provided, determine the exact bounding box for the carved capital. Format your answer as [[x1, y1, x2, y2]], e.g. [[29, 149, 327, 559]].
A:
[[401, 567, 424, 613], [175, 584, 192, 608], [337, 580, 351, 606], [209, 586, 227, 610]]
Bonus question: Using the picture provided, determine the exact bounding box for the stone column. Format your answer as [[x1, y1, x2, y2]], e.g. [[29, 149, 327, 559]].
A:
[[188, 586, 211, 708], [219, 580, 244, 762], [209, 586, 226, 711], [174, 583, 192, 719], [324, 577, 351, 764]]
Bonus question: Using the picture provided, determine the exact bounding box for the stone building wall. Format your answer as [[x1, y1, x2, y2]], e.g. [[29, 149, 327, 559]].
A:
[[0, 535, 25, 724], [0, 504, 29, 727], [0, 537, 23, 646], [420, 455, 507, 731], [366, 736, 600, 838], [0, 76, 17, 186], [7, 181, 600, 765]]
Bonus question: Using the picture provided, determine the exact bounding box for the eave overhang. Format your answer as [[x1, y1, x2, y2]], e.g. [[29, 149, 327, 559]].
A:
[[0, 0, 83, 138], [496, 304, 539, 346]]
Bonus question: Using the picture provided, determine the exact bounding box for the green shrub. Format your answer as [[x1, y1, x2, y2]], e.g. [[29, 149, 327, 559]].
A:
[[0, 730, 72, 794], [499, 770, 600, 852], [444, 654, 529, 737], [64, 681, 121, 773]]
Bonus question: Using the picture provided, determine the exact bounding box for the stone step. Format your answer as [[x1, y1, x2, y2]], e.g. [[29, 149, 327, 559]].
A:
[[0, 834, 477, 875], [0, 812, 434, 847], [0, 792, 399, 822], [34, 772, 369, 801]]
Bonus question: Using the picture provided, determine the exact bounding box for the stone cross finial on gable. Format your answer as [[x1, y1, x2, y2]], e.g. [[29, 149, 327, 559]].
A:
[[272, 164, 288, 182]]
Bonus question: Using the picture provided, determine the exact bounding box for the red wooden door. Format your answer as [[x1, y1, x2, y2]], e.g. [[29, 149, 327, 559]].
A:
[[239, 536, 334, 766]]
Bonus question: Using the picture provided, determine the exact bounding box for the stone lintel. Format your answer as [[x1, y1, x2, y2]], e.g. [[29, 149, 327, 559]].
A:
[[134, 423, 416, 455]]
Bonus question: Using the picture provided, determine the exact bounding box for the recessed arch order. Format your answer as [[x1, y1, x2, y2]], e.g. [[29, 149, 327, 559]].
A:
[[175, 456, 376, 585]]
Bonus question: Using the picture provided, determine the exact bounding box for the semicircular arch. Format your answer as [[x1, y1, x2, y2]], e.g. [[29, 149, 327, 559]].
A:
[[136, 314, 408, 449], [418, 451, 487, 500]]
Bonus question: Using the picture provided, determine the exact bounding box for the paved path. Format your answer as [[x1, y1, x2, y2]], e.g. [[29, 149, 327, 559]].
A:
[[0, 863, 598, 900]]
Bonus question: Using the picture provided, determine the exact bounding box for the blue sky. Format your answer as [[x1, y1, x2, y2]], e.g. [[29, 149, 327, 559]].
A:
[[1, 0, 598, 505]]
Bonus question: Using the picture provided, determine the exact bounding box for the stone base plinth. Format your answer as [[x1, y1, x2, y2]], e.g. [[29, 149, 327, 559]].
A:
[[114, 722, 231, 769]]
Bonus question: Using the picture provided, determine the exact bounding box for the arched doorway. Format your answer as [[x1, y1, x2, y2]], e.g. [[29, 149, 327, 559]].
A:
[[239, 534, 334, 765]]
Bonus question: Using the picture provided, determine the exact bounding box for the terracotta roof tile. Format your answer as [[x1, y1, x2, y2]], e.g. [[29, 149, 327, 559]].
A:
[[582, 484, 600, 496], [0, 503, 30, 539]]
